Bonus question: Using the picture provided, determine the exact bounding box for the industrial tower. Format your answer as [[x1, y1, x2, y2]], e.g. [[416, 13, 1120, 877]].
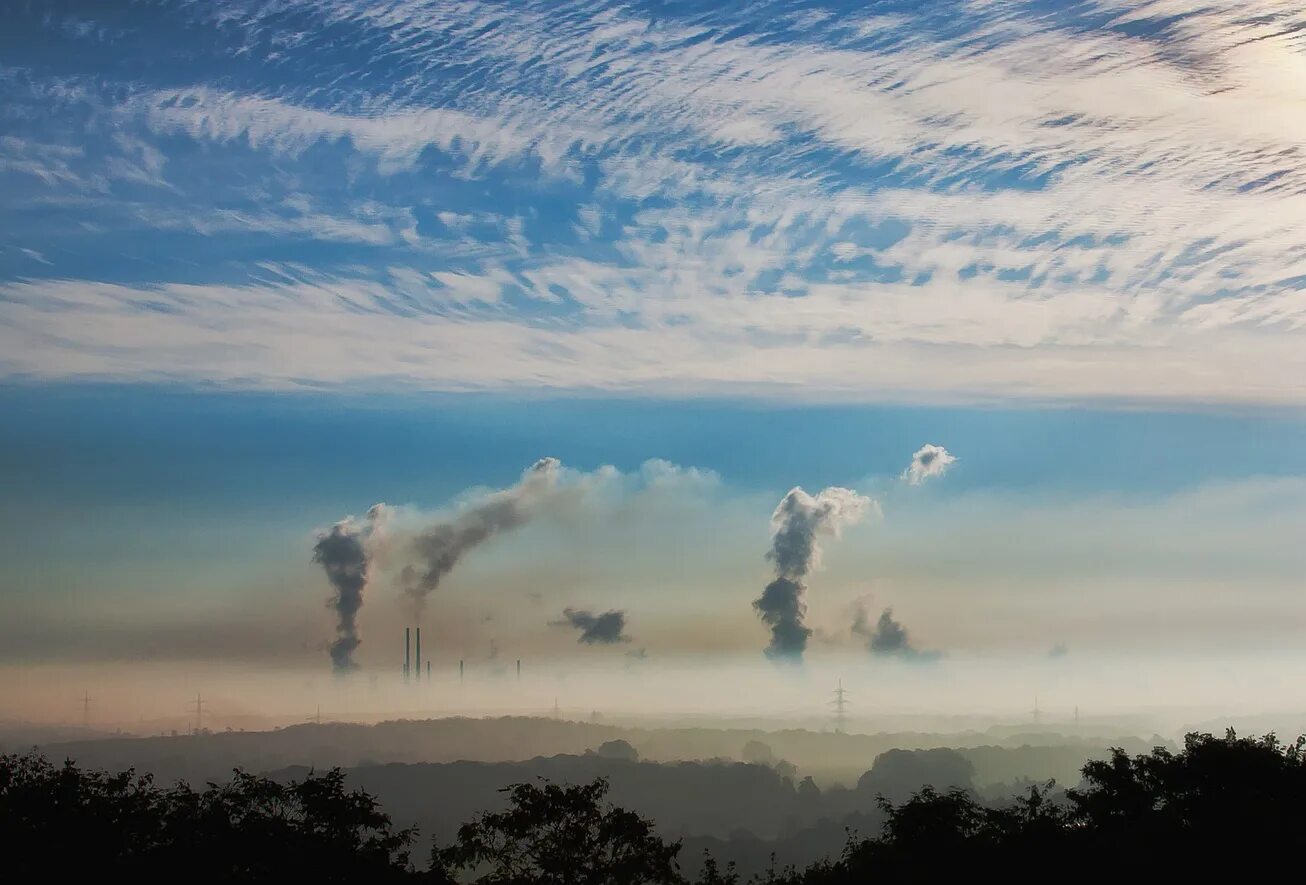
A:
[[831, 680, 849, 733], [191, 693, 208, 734]]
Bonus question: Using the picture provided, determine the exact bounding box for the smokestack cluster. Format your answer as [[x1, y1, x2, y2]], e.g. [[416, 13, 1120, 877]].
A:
[[312, 505, 387, 673], [314, 458, 568, 674], [314, 457, 916, 673], [403, 626, 430, 681], [754, 487, 871, 662]]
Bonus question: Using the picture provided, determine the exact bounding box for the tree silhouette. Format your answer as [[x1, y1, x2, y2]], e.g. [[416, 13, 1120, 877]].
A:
[[6, 729, 1306, 882], [1067, 729, 1306, 869], [0, 752, 414, 880], [430, 777, 683, 884], [786, 729, 1306, 881]]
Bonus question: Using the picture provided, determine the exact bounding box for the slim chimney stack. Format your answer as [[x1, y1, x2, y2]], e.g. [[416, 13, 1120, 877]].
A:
[[415, 627, 422, 683], [405, 628, 411, 682]]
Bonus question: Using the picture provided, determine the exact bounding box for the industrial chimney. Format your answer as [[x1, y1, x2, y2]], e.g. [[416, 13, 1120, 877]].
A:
[[404, 627, 411, 682], [415, 626, 421, 683]]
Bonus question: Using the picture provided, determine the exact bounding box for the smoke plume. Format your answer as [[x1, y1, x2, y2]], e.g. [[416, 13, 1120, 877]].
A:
[[554, 607, 630, 644], [853, 603, 939, 662], [903, 444, 956, 485], [755, 486, 872, 661], [404, 457, 561, 615], [313, 504, 388, 673]]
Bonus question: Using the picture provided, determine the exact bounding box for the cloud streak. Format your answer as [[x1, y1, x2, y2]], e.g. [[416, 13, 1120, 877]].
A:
[[7, 2, 1306, 403]]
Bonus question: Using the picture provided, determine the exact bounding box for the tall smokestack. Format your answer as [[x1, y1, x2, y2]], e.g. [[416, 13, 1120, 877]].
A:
[[459, 659, 464, 682], [517, 659, 521, 680], [426, 660, 430, 680], [415, 627, 421, 683], [405, 628, 411, 682]]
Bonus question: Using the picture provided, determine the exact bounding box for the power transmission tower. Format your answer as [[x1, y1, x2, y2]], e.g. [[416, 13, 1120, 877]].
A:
[[191, 693, 208, 734], [831, 680, 849, 733]]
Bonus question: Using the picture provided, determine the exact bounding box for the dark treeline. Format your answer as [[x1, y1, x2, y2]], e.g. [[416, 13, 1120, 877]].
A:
[[16, 713, 1174, 877], [264, 742, 1001, 874], [3, 730, 1304, 881], [26, 716, 1165, 788]]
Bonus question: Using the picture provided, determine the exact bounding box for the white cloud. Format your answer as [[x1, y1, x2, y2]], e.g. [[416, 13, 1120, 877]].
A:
[[139, 202, 401, 245], [8, 1, 1306, 401], [7, 276, 1306, 404], [904, 444, 957, 486], [138, 87, 570, 175], [0, 136, 90, 188]]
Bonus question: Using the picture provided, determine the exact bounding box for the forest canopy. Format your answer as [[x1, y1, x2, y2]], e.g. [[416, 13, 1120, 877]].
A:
[[2, 730, 1304, 881]]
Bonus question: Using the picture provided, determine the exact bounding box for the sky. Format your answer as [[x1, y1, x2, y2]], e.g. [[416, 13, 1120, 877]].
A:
[[3, 0, 1306, 727]]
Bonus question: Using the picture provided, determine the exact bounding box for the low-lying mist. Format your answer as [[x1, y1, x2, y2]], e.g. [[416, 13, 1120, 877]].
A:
[[7, 650, 1306, 742]]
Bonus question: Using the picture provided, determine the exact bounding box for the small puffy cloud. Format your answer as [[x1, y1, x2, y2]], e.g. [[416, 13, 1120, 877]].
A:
[[903, 444, 956, 485]]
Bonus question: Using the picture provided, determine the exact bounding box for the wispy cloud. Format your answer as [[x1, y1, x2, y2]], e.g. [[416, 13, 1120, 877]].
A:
[[4, 1, 1306, 401], [138, 87, 568, 175]]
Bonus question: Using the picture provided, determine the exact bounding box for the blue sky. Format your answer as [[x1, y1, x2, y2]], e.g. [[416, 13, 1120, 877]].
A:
[[3, 1, 1306, 708], [5, 0, 1306, 402]]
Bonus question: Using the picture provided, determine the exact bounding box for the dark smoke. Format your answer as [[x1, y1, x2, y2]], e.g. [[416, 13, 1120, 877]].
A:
[[404, 457, 561, 614], [853, 603, 940, 662], [313, 504, 387, 673], [554, 607, 630, 644], [754, 577, 811, 659], [754, 486, 871, 662]]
